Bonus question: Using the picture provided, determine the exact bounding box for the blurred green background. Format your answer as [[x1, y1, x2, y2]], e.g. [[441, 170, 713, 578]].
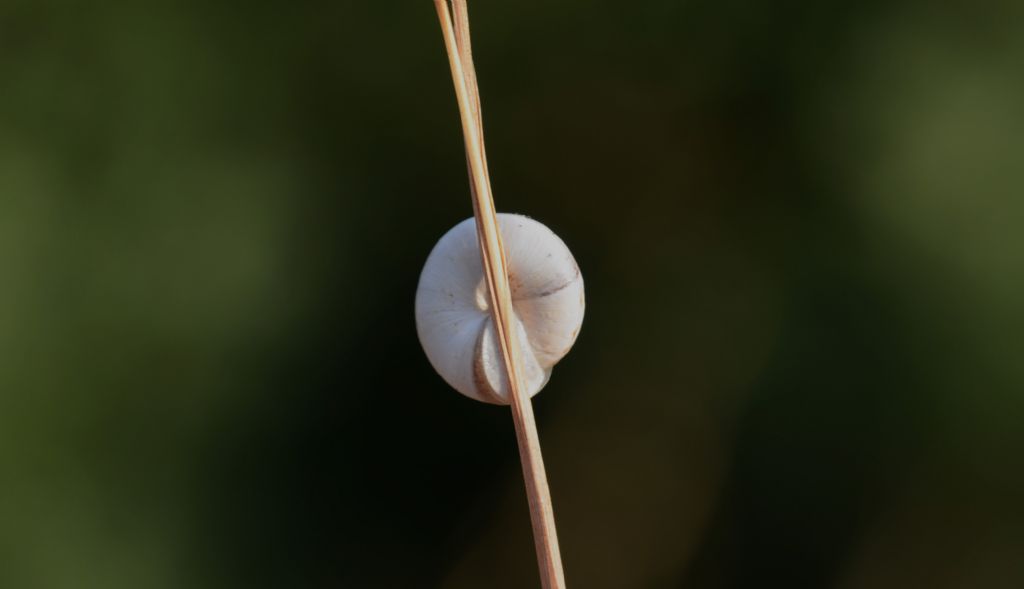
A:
[[2, 1, 1023, 587]]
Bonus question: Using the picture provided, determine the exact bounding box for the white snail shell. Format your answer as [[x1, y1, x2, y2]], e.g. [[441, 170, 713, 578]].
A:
[[415, 213, 585, 404]]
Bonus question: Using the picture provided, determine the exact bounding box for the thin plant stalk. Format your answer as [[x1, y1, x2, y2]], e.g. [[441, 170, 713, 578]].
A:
[[432, 2, 567, 587]]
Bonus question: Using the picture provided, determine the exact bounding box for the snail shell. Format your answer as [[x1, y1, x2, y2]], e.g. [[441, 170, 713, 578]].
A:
[[415, 213, 585, 404]]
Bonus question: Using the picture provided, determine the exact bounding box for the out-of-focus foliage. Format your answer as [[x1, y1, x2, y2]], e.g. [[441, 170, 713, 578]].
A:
[[1, 1, 1022, 588]]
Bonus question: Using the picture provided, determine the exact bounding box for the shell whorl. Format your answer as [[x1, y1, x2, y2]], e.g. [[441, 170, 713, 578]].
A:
[[415, 213, 585, 404]]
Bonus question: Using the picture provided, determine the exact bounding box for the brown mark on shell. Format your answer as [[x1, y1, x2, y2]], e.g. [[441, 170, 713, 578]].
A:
[[514, 268, 581, 301]]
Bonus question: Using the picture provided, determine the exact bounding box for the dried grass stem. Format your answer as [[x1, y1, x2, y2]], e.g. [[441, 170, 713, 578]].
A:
[[432, 2, 566, 587]]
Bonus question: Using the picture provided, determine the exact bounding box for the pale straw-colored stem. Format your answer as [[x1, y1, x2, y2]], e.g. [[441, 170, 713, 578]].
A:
[[432, 2, 567, 588]]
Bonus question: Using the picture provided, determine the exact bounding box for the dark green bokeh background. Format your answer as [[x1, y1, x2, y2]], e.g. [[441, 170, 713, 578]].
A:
[[2, 1, 1023, 587]]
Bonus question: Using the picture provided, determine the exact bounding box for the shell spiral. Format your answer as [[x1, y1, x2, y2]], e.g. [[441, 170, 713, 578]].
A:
[[415, 213, 585, 404]]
